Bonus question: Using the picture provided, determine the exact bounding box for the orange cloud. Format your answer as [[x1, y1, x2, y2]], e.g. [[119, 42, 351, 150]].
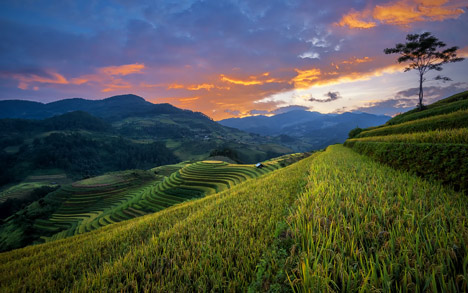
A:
[[167, 83, 185, 89], [339, 0, 465, 28], [338, 9, 376, 29], [342, 56, 373, 64], [4, 71, 70, 90], [292, 68, 321, 89], [101, 78, 133, 93], [458, 45, 468, 58], [179, 97, 200, 102], [187, 83, 215, 91], [292, 62, 407, 90], [167, 83, 216, 91], [98, 63, 145, 76], [220, 72, 282, 86]]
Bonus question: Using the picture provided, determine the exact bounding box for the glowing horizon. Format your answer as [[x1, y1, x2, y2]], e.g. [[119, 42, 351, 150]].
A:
[[0, 0, 467, 120]]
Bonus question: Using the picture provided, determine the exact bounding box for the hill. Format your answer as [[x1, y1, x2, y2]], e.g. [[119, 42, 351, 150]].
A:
[[345, 90, 468, 192], [219, 110, 390, 151], [0, 95, 294, 189], [0, 153, 308, 252], [0, 94, 185, 120], [1, 145, 466, 291]]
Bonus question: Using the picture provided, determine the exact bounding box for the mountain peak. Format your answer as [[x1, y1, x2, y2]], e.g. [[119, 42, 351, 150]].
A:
[[104, 94, 146, 103]]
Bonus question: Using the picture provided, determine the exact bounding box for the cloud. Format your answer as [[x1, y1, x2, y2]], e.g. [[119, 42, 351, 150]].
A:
[[298, 51, 320, 59], [248, 109, 271, 115], [308, 91, 342, 102], [272, 105, 310, 114], [342, 56, 373, 64], [350, 82, 467, 116], [338, 9, 377, 29], [292, 68, 321, 89], [338, 0, 466, 29], [98, 63, 145, 76], [224, 109, 241, 116], [168, 83, 216, 91], [220, 72, 283, 86]]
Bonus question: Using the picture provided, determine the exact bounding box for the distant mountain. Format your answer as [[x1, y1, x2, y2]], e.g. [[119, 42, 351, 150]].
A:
[[0, 95, 295, 189], [0, 94, 189, 120], [219, 110, 390, 150]]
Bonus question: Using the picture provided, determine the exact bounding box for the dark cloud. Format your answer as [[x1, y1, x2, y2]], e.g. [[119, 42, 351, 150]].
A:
[[248, 109, 270, 115], [309, 91, 342, 102], [352, 82, 467, 116], [272, 105, 309, 114], [395, 82, 467, 101], [224, 109, 240, 116], [247, 105, 310, 116]]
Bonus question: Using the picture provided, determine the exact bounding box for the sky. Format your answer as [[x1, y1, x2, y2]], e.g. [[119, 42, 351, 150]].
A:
[[0, 0, 467, 120]]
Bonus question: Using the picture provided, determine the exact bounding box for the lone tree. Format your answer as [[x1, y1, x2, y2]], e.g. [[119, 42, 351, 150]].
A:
[[384, 32, 464, 110]]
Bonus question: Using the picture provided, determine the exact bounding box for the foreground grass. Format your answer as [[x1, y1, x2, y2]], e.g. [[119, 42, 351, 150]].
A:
[[0, 152, 316, 292], [288, 145, 468, 291]]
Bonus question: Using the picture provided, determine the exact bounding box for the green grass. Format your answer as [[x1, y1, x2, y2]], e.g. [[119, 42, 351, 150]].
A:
[[344, 141, 468, 192], [14, 154, 307, 247], [348, 128, 468, 144], [0, 150, 315, 292], [287, 145, 468, 291], [356, 109, 468, 138], [1, 145, 466, 292]]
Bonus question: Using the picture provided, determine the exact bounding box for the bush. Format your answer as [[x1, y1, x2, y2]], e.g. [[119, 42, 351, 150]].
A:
[[348, 127, 363, 139], [344, 140, 468, 193]]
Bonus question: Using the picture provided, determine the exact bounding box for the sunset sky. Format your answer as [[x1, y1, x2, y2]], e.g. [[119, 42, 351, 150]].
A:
[[0, 0, 467, 120]]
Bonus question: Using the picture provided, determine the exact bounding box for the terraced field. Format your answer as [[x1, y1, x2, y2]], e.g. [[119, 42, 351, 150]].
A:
[[1, 145, 466, 292], [0, 173, 69, 204], [345, 92, 468, 192], [33, 153, 307, 243]]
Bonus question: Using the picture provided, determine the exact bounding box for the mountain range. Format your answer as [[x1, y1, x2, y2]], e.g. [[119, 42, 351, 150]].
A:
[[219, 110, 390, 150], [0, 94, 195, 120]]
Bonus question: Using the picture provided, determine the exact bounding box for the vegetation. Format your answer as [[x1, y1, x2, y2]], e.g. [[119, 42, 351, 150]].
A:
[[288, 145, 467, 291], [346, 91, 468, 193], [0, 103, 293, 189], [344, 141, 467, 192], [386, 92, 468, 125], [0, 153, 307, 252], [348, 127, 363, 139], [1, 145, 466, 291], [356, 109, 468, 138], [348, 128, 468, 144], [0, 151, 316, 292], [384, 32, 464, 109]]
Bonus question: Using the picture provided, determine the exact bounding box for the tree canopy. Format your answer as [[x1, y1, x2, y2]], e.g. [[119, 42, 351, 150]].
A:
[[384, 32, 464, 109]]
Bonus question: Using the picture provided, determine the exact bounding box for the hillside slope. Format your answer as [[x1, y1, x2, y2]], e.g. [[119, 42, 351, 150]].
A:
[[345, 90, 468, 192], [0, 153, 307, 252], [1, 145, 466, 291], [0, 96, 295, 189]]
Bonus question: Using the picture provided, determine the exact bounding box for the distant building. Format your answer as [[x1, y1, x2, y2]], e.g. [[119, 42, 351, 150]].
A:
[[255, 163, 264, 168]]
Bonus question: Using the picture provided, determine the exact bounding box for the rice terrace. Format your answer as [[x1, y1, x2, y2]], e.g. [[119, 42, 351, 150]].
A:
[[1, 0, 468, 292]]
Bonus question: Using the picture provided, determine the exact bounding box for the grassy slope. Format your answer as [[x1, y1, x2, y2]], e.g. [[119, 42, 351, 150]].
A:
[[0, 151, 316, 292], [347, 91, 468, 192], [1, 145, 467, 291], [0, 154, 306, 253], [288, 146, 467, 291]]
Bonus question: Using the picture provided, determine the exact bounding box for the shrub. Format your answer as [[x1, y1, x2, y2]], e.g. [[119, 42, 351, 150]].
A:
[[344, 140, 468, 192]]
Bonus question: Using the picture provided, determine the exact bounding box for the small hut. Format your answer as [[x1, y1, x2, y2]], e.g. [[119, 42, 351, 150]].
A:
[[255, 163, 264, 168]]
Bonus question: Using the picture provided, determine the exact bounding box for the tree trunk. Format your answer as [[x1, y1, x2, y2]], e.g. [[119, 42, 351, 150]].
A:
[[418, 73, 424, 110]]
